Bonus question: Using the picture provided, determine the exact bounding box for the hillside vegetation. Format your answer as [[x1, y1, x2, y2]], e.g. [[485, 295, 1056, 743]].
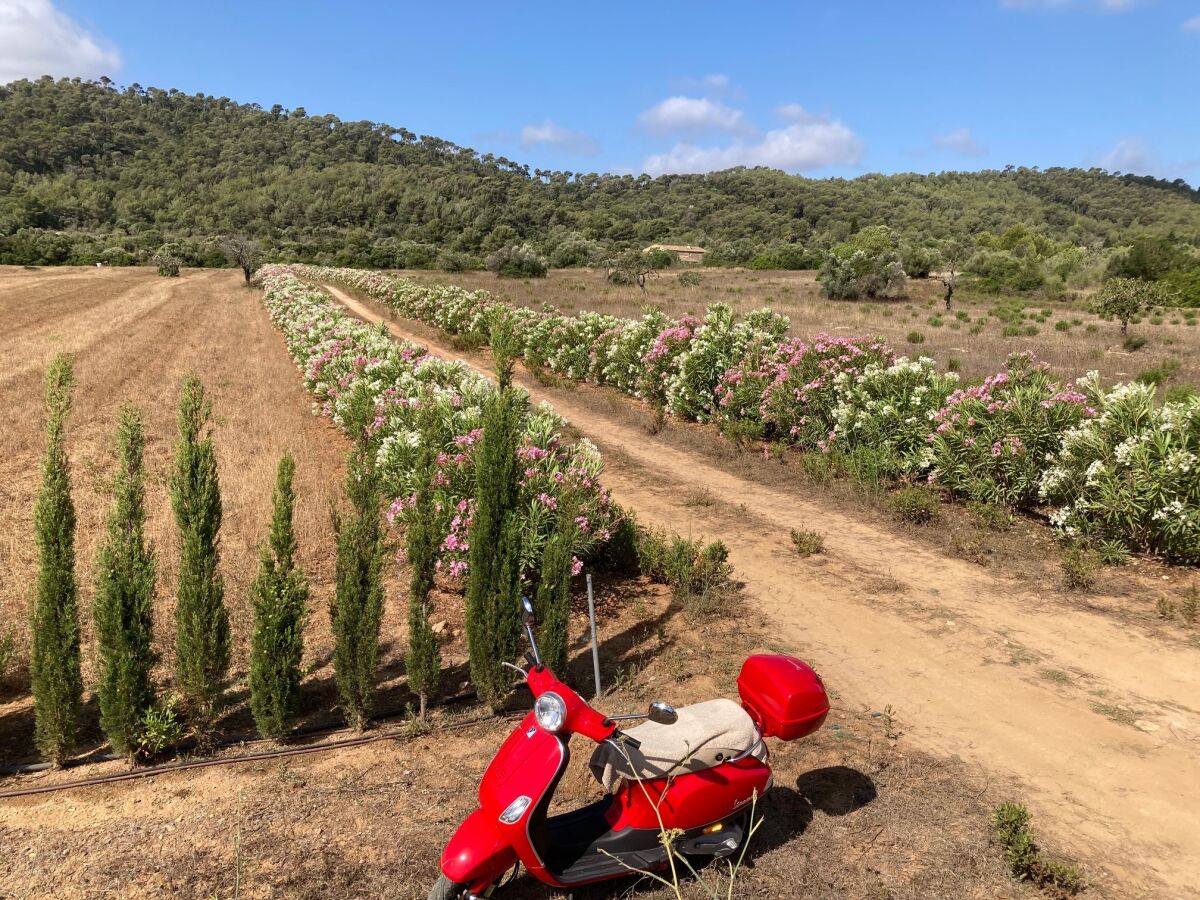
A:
[[2, 77, 1199, 269]]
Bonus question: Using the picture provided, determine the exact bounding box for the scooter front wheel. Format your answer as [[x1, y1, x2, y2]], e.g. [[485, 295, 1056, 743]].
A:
[[427, 874, 495, 900]]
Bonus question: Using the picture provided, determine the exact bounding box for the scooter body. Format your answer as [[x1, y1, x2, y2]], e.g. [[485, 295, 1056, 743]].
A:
[[435, 605, 829, 897]]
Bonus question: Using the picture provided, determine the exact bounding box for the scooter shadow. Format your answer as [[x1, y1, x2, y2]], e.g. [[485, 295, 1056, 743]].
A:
[[496, 766, 877, 898]]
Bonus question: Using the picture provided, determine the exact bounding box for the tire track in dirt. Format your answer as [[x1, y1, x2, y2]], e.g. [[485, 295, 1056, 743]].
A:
[[324, 283, 1199, 897]]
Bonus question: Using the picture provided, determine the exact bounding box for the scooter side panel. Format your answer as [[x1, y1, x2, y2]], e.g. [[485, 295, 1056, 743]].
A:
[[440, 808, 519, 889], [609, 757, 772, 831]]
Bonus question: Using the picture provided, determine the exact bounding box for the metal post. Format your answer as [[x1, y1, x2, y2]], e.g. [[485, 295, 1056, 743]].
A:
[[586, 574, 602, 698]]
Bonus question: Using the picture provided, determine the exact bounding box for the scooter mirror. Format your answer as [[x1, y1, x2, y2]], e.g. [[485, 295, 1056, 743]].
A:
[[647, 701, 678, 725], [521, 596, 536, 624]]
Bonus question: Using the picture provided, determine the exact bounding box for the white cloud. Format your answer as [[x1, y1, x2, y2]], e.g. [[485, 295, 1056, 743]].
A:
[[1183, 14, 1200, 30], [519, 120, 599, 155], [932, 127, 987, 157], [643, 109, 863, 175], [637, 96, 753, 136], [0, 0, 120, 84], [1095, 137, 1155, 173]]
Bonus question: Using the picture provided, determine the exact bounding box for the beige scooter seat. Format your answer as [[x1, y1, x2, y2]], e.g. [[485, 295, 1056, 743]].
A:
[[589, 698, 766, 793]]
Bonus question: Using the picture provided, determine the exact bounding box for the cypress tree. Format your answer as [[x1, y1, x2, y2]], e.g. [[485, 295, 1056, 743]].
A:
[[170, 375, 229, 730], [331, 446, 385, 731], [30, 353, 82, 766], [465, 386, 527, 712], [93, 403, 157, 762], [534, 524, 574, 676], [248, 452, 309, 740], [404, 403, 441, 721]]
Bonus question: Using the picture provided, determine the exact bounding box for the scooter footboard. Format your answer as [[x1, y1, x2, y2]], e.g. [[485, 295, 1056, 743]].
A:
[[440, 808, 519, 889]]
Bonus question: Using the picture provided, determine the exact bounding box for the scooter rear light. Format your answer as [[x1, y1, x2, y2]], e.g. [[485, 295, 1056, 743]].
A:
[[499, 795, 532, 824]]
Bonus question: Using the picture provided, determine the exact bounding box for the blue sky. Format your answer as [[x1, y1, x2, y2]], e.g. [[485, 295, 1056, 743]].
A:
[[4, 0, 1198, 182]]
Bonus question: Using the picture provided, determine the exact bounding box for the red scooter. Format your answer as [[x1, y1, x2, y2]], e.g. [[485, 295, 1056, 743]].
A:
[[429, 598, 830, 898]]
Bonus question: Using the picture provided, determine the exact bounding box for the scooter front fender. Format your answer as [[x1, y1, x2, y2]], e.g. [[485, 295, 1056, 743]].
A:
[[440, 808, 519, 889]]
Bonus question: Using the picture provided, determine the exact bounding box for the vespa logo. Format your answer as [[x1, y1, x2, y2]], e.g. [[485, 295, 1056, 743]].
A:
[[526, 726, 538, 738]]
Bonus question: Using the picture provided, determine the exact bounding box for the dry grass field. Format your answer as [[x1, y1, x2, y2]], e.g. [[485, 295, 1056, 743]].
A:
[[0, 265, 356, 764], [4, 266, 1196, 899], [400, 267, 1200, 389]]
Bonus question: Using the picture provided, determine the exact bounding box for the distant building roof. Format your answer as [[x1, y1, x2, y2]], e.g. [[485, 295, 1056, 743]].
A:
[[644, 244, 706, 255]]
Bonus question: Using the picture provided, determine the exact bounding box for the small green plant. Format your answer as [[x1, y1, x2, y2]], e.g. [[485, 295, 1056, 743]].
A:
[[790, 529, 825, 556], [1164, 384, 1198, 404], [1156, 597, 1176, 620], [1122, 335, 1147, 351], [890, 485, 939, 524], [1085, 323, 1098, 333], [992, 802, 1083, 894], [138, 694, 184, 760], [946, 357, 961, 373], [1181, 585, 1198, 625], [906, 330, 925, 344], [1095, 539, 1130, 567], [1054, 320, 1070, 332], [967, 501, 1013, 531], [1133, 358, 1180, 386], [677, 270, 702, 287], [1060, 546, 1098, 592], [927, 315, 943, 328]]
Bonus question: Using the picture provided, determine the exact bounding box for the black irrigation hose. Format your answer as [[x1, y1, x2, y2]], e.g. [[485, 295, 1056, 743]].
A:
[[0, 690, 478, 779], [0, 709, 520, 800]]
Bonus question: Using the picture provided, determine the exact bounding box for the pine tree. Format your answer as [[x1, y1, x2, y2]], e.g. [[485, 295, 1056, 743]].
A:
[[535, 524, 574, 676], [93, 404, 157, 762], [465, 386, 527, 712], [30, 353, 82, 766], [248, 452, 309, 740], [331, 446, 385, 731], [404, 404, 441, 721], [170, 375, 228, 730]]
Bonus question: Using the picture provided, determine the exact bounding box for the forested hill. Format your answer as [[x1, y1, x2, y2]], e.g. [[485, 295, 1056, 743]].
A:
[[2, 77, 1199, 266]]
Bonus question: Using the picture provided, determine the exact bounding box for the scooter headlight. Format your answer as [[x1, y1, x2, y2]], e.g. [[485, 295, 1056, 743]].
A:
[[534, 692, 567, 733]]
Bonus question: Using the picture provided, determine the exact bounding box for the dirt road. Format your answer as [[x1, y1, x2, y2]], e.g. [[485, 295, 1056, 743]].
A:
[[325, 283, 1200, 898]]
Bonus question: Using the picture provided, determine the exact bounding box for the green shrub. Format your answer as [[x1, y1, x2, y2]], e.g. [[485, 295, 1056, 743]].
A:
[[931, 353, 1094, 508], [1041, 378, 1200, 563], [992, 802, 1083, 894], [677, 270, 703, 287], [404, 404, 442, 721], [820, 227, 906, 300], [465, 387, 527, 712], [1165, 384, 1198, 404], [249, 452, 310, 741], [31, 353, 82, 766], [1060, 546, 1098, 591], [152, 243, 182, 277], [534, 522, 573, 675], [1134, 358, 1180, 386], [968, 501, 1014, 531], [926, 315, 943, 328], [1054, 320, 1070, 332], [331, 446, 386, 729], [1095, 539, 1130, 566], [906, 330, 925, 344], [485, 243, 548, 278], [790, 529, 825, 556], [170, 375, 229, 729], [831, 356, 958, 477], [94, 404, 158, 761], [890, 485, 939, 524], [1118, 336, 1147, 355], [137, 694, 183, 760]]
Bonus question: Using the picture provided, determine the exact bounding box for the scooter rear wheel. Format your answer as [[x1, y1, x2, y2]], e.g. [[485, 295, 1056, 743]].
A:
[[427, 874, 495, 900]]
